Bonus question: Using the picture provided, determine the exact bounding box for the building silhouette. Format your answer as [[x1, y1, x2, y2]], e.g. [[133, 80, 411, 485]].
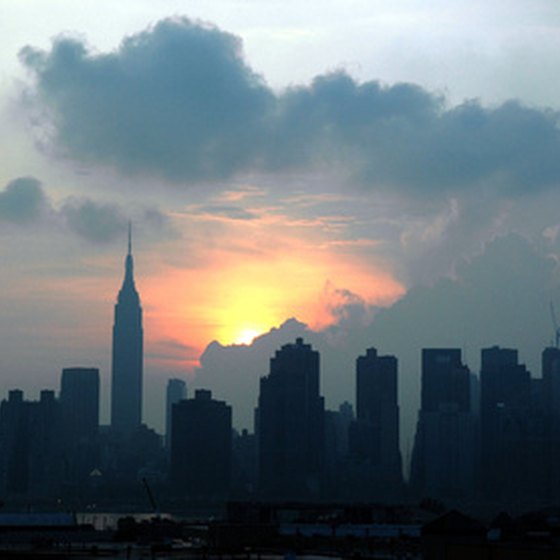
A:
[[111, 226, 143, 433], [411, 349, 475, 500], [165, 378, 187, 450], [170, 389, 232, 499], [542, 346, 560, 416], [421, 348, 470, 413], [348, 348, 403, 499], [60, 367, 100, 493], [479, 346, 531, 499], [60, 367, 99, 444], [0, 390, 63, 498], [542, 346, 560, 500], [257, 337, 325, 499]]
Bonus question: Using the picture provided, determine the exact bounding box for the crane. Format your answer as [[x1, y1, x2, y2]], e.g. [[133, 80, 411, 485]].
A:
[[142, 477, 160, 518], [550, 302, 560, 348]]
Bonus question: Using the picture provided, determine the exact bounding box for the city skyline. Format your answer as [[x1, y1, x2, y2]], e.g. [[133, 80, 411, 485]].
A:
[[3, 332, 560, 508], [1, 2, 560, 434]]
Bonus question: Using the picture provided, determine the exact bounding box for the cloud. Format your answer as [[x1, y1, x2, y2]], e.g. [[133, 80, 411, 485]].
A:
[[195, 204, 258, 220], [19, 18, 272, 183], [19, 17, 560, 195], [0, 177, 174, 245], [0, 177, 48, 223], [61, 199, 177, 245], [61, 198, 127, 243]]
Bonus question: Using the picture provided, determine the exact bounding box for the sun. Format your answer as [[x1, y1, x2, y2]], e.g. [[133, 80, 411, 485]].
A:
[[234, 328, 261, 345]]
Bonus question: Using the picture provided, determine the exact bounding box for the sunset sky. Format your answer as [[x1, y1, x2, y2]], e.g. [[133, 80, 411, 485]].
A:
[[2, 1, 560, 431]]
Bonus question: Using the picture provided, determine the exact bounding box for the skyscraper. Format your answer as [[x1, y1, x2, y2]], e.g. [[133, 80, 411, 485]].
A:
[[421, 348, 469, 413], [0, 390, 63, 498], [170, 389, 232, 498], [165, 378, 187, 449], [411, 348, 475, 500], [349, 348, 402, 498], [479, 346, 536, 501], [60, 367, 100, 444], [257, 337, 325, 499], [111, 226, 143, 433], [60, 367, 100, 492], [542, 346, 560, 415]]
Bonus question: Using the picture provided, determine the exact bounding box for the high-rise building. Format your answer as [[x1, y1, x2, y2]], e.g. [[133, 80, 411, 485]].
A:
[[60, 367, 100, 444], [479, 346, 532, 499], [542, 346, 560, 500], [0, 390, 63, 498], [60, 368, 100, 492], [478, 345, 549, 503], [165, 378, 187, 449], [257, 337, 325, 499], [349, 348, 402, 498], [542, 346, 560, 415], [170, 389, 232, 498], [421, 348, 470, 413], [411, 348, 475, 500], [111, 226, 143, 433]]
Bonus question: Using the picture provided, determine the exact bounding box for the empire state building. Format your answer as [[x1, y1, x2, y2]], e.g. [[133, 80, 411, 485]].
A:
[[111, 227, 143, 433]]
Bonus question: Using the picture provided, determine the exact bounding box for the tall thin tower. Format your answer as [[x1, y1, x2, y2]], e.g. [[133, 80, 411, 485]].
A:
[[111, 224, 143, 433]]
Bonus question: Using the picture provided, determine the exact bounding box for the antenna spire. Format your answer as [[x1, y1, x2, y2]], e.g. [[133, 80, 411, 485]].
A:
[[128, 221, 132, 256]]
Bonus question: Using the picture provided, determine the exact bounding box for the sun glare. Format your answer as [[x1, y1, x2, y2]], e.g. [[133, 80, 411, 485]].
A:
[[144, 241, 405, 369], [234, 328, 261, 345]]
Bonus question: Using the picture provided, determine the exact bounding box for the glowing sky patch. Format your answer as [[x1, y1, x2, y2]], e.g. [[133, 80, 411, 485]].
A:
[[141, 234, 405, 371]]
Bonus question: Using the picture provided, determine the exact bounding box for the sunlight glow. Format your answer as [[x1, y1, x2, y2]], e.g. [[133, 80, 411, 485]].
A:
[[234, 328, 262, 345], [142, 228, 405, 373]]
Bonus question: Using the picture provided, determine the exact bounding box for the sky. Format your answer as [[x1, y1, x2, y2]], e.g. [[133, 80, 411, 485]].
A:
[[2, 0, 560, 435]]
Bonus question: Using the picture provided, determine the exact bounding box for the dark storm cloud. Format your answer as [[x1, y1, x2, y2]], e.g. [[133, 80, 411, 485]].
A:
[[19, 18, 272, 182], [0, 177, 172, 244], [61, 199, 176, 244], [280, 77, 560, 192], [20, 17, 560, 193], [0, 177, 47, 223], [61, 199, 127, 243]]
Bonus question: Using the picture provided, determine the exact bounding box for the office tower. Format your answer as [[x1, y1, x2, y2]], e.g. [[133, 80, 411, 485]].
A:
[[165, 378, 187, 449], [170, 389, 232, 498], [60, 367, 100, 443], [542, 346, 560, 415], [349, 348, 402, 498], [542, 346, 560, 500], [479, 346, 532, 500], [421, 348, 470, 413], [232, 429, 257, 496], [257, 337, 325, 499], [111, 226, 143, 433], [411, 348, 475, 500], [60, 368, 100, 492], [0, 390, 63, 498], [333, 401, 354, 457], [324, 403, 353, 498]]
